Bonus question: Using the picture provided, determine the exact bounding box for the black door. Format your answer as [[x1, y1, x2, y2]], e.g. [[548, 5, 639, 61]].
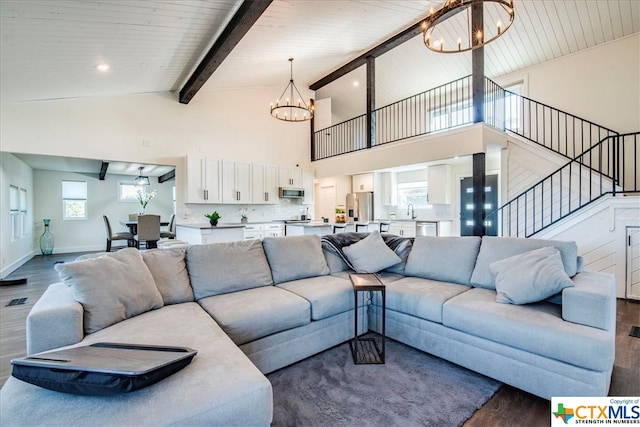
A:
[[460, 174, 498, 236]]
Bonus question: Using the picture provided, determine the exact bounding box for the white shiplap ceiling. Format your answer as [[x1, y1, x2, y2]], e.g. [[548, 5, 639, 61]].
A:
[[1, 0, 638, 115]]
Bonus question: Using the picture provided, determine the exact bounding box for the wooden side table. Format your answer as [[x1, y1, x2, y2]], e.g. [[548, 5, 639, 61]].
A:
[[349, 273, 385, 364]]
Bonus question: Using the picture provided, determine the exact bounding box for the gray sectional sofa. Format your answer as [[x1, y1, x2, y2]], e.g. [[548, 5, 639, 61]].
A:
[[0, 232, 617, 426]]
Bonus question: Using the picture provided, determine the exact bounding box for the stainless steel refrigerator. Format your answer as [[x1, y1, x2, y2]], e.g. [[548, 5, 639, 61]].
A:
[[346, 192, 374, 222]]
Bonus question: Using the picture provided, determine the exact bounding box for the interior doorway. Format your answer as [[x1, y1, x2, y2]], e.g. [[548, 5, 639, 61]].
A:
[[459, 174, 498, 236], [626, 226, 640, 300]]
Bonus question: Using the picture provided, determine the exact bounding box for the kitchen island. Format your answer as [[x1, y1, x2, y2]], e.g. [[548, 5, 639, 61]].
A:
[[285, 221, 332, 237], [176, 223, 245, 245]]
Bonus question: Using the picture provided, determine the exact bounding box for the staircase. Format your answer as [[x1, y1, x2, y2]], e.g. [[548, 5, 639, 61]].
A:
[[492, 81, 640, 237]]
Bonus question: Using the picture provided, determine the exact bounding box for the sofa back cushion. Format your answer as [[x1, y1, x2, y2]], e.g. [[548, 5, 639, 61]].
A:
[[141, 248, 194, 305], [186, 239, 273, 299], [470, 236, 578, 290], [262, 235, 330, 284], [404, 236, 481, 285], [54, 248, 164, 334]]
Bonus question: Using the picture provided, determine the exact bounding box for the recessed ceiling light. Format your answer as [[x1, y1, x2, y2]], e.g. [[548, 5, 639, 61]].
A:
[[352, 80, 359, 87], [96, 64, 110, 72]]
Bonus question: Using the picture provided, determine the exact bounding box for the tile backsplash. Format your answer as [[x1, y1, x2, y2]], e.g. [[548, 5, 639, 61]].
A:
[[181, 199, 311, 224]]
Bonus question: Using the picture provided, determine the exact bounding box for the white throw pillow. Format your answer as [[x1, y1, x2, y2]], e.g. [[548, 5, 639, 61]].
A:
[[490, 246, 574, 305], [343, 230, 401, 273]]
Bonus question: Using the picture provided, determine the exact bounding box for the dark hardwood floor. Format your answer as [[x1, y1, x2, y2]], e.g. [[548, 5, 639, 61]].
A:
[[1, 254, 638, 427]]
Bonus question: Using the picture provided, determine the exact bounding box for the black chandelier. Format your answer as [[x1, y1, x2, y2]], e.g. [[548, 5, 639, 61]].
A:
[[135, 166, 150, 186], [270, 58, 314, 122], [422, 0, 515, 54]]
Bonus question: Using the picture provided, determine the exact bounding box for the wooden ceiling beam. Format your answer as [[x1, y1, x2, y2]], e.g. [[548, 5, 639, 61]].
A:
[[99, 162, 109, 180], [158, 169, 176, 184], [179, 0, 273, 104]]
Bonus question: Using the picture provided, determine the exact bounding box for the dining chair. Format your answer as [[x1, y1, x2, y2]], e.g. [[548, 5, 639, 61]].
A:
[[160, 213, 176, 239], [135, 214, 161, 249], [103, 215, 133, 252]]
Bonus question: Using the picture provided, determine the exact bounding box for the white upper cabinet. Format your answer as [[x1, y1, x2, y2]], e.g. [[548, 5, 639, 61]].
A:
[[252, 163, 279, 204], [222, 160, 252, 204], [427, 165, 452, 204], [302, 168, 315, 205], [186, 156, 222, 204], [352, 173, 374, 192], [380, 172, 397, 206], [279, 166, 302, 188]]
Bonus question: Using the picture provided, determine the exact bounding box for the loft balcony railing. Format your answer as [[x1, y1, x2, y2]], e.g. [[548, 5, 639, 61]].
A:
[[496, 132, 640, 237], [313, 75, 480, 161]]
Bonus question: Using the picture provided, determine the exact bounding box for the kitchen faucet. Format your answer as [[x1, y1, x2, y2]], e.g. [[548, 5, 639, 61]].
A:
[[407, 203, 417, 219]]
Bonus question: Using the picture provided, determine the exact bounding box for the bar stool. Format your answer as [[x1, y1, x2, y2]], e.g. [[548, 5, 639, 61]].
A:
[[379, 221, 390, 233], [333, 223, 347, 233], [355, 223, 369, 232]]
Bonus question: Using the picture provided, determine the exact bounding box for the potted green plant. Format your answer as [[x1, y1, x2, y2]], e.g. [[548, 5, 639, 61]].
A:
[[204, 211, 221, 226]]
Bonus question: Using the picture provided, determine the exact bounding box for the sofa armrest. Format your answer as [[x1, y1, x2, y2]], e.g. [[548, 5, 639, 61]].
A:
[[562, 271, 616, 331], [27, 283, 84, 354]]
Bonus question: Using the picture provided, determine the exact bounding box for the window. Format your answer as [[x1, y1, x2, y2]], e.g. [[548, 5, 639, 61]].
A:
[[118, 182, 140, 202], [62, 180, 87, 220], [9, 185, 27, 239], [397, 181, 429, 209], [430, 101, 472, 132]]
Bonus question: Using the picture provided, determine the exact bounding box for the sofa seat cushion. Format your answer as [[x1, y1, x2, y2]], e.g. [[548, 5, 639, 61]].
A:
[[198, 286, 311, 345], [0, 303, 272, 426], [277, 275, 363, 321], [384, 277, 471, 323], [442, 288, 614, 371]]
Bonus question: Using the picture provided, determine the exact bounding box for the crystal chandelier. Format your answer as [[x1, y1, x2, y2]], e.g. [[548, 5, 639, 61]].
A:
[[422, 0, 515, 54], [270, 58, 314, 122]]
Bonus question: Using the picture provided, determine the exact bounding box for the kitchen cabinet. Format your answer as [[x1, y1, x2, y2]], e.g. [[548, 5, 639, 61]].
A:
[[252, 163, 279, 204], [380, 172, 397, 206], [302, 168, 315, 205], [352, 173, 374, 192], [244, 223, 285, 240], [427, 165, 452, 204], [388, 221, 416, 237], [176, 224, 244, 245], [279, 166, 302, 187], [222, 160, 252, 204], [186, 156, 222, 204]]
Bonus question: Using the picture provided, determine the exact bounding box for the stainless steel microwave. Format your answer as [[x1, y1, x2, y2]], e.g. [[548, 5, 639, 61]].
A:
[[279, 187, 305, 199]]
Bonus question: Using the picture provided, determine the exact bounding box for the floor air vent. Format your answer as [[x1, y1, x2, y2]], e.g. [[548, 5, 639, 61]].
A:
[[630, 326, 640, 338], [5, 298, 28, 307]]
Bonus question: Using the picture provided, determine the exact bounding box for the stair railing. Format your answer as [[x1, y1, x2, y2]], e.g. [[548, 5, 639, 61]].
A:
[[497, 132, 639, 237]]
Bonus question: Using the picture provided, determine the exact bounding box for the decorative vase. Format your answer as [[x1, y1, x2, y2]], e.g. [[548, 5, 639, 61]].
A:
[[139, 205, 146, 215], [209, 220, 218, 226], [241, 217, 248, 224], [39, 219, 55, 255]]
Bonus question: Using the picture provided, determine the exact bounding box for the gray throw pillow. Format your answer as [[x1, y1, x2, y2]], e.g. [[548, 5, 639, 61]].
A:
[[490, 246, 575, 304], [470, 236, 578, 290], [55, 248, 164, 334], [262, 235, 330, 284], [186, 239, 273, 300], [405, 236, 481, 285], [343, 230, 401, 273], [141, 248, 194, 305]]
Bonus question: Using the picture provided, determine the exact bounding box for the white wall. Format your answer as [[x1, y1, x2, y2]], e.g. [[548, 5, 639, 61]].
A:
[[495, 34, 640, 134], [0, 153, 34, 277]]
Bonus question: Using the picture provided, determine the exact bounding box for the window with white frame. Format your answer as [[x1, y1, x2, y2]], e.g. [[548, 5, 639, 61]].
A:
[[9, 185, 19, 240], [19, 187, 27, 236], [62, 180, 87, 220], [430, 100, 472, 132], [118, 181, 141, 202], [397, 181, 429, 209]]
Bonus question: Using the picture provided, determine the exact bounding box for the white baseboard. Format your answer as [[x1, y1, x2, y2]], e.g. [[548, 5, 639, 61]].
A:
[[0, 251, 35, 279]]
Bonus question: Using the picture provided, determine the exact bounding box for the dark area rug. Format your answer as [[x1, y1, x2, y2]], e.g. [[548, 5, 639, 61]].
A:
[[268, 339, 502, 427]]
